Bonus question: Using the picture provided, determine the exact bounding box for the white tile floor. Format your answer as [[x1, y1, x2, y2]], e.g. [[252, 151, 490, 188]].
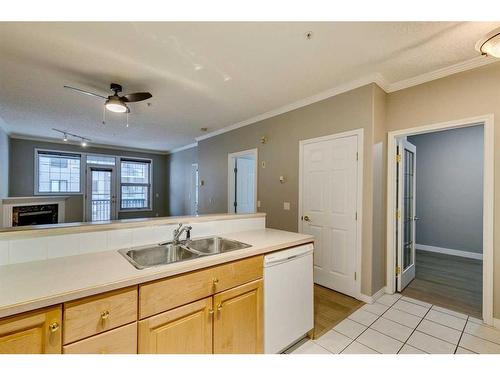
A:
[[289, 293, 500, 354]]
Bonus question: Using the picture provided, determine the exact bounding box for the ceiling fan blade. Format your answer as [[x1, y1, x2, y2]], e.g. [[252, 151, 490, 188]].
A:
[[121, 92, 152, 102], [64, 85, 107, 99]]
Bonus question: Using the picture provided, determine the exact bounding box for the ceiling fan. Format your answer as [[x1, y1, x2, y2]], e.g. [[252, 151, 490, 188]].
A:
[[64, 83, 152, 113]]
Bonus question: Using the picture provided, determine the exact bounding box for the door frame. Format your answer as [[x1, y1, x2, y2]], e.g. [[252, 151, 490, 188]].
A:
[[227, 148, 258, 214], [85, 164, 118, 222], [298, 128, 364, 300], [386, 114, 494, 325], [190, 163, 199, 215]]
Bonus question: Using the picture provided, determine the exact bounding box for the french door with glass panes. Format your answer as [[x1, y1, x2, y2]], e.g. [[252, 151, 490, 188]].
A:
[[85, 166, 117, 222], [396, 139, 417, 291]]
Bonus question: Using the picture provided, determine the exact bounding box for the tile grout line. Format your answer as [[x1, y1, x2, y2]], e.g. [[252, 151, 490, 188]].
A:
[[454, 315, 469, 354], [337, 294, 402, 354], [396, 303, 431, 354]]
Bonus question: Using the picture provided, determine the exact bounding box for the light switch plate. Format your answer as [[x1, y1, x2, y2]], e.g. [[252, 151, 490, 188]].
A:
[[283, 202, 290, 210], [257, 200, 261, 208]]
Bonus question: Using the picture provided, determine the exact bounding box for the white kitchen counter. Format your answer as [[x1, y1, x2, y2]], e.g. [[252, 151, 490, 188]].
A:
[[0, 228, 313, 319]]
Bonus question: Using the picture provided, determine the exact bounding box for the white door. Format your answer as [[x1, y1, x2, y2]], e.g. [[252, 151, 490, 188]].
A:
[[190, 163, 199, 215], [396, 139, 417, 291], [235, 157, 255, 213], [300, 134, 358, 297], [85, 166, 117, 222]]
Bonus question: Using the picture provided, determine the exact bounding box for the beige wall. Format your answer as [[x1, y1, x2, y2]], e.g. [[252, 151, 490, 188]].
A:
[[386, 61, 500, 318], [0, 124, 8, 199], [198, 84, 380, 295]]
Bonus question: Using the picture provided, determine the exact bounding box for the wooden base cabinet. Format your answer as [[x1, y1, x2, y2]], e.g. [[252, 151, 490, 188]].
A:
[[0, 306, 62, 354], [214, 279, 263, 354], [138, 279, 263, 354], [138, 297, 213, 354]]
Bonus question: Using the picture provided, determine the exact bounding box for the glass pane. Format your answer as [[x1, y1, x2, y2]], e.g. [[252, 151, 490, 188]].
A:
[[403, 149, 414, 271], [121, 186, 148, 209], [121, 160, 149, 183], [91, 170, 111, 221], [87, 155, 116, 165], [38, 153, 80, 193]]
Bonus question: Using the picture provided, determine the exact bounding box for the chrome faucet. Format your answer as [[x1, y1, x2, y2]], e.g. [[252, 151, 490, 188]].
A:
[[172, 223, 192, 245]]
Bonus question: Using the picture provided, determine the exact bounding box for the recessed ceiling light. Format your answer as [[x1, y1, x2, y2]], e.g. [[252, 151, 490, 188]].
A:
[[81, 139, 88, 147], [476, 27, 500, 58]]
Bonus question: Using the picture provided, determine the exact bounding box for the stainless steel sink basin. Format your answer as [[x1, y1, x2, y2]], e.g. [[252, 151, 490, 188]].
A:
[[119, 243, 198, 270], [119, 236, 252, 270], [184, 236, 251, 255]]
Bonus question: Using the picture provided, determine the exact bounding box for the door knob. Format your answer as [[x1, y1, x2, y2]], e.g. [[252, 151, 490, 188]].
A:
[[303, 215, 310, 222], [413, 216, 420, 221]]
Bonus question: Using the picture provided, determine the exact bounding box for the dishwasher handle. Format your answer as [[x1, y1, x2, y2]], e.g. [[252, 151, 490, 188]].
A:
[[264, 244, 313, 267]]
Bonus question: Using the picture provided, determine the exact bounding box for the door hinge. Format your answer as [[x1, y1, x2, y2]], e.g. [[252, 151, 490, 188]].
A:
[[234, 167, 237, 173], [396, 154, 401, 163], [395, 266, 401, 276], [354, 272, 357, 281], [395, 210, 401, 219], [233, 202, 237, 207], [355, 212, 358, 221], [356, 152, 359, 161]]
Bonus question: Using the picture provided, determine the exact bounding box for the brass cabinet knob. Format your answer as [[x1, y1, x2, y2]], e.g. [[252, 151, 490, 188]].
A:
[[303, 215, 310, 222], [49, 322, 60, 333], [208, 308, 214, 315], [100, 310, 110, 321], [212, 277, 219, 285], [217, 303, 223, 312]]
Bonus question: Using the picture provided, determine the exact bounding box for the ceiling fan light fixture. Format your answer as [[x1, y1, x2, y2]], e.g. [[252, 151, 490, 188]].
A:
[[476, 28, 500, 58], [105, 97, 128, 113]]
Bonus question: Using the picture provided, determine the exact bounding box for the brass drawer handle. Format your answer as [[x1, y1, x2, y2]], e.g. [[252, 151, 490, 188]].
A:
[[49, 322, 60, 333], [100, 310, 110, 321], [208, 308, 214, 315], [212, 277, 219, 285]]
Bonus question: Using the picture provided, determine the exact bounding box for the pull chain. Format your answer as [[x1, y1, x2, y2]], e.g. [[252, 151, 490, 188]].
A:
[[102, 106, 106, 125]]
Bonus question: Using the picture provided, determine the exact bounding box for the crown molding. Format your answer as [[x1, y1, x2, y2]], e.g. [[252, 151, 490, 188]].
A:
[[167, 142, 198, 154], [195, 73, 388, 143], [8, 133, 169, 155], [385, 55, 498, 92]]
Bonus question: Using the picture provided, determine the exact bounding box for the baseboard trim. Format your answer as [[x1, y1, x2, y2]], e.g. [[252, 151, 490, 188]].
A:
[[493, 318, 500, 330], [359, 287, 386, 304], [417, 244, 483, 260]]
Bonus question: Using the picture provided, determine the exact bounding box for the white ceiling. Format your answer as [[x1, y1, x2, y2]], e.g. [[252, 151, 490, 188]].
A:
[[0, 22, 499, 152]]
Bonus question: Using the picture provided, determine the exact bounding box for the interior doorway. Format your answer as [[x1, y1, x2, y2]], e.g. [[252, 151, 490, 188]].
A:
[[387, 115, 494, 324], [227, 149, 257, 214], [190, 163, 199, 215]]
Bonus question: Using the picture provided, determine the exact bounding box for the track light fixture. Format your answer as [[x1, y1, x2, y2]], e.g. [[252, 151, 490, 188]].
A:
[[52, 128, 91, 148]]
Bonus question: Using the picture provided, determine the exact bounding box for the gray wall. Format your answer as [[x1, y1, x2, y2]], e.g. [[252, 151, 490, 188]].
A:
[[9, 138, 169, 221], [408, 126, 484, 253], [0, 124, 8, 199], [167, 147, 198, 216]]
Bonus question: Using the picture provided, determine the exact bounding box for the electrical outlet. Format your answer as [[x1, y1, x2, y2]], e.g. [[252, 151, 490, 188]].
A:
[[257, 200, 261, 208], [283, 202, 290, 210]]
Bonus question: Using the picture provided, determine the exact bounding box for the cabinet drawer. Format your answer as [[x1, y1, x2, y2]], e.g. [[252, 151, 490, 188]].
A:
[[63, 322, 137, 354], [139, 255, 263, 318], [63, 286, 137, 344]]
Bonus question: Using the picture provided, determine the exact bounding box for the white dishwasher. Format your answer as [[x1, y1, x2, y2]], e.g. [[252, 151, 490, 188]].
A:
[[264, 243, 314, 354]]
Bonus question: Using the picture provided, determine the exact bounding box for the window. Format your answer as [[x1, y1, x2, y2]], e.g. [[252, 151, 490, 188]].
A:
[[86, 155, 116, 166], [37, 151, 81, 193], [120, 159, 151, 210]]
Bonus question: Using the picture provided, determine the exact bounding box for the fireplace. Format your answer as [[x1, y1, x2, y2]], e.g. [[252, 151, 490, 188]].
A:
[[12, 204, 59, 226]]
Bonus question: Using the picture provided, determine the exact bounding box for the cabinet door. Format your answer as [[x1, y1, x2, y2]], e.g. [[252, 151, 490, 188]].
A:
[[213, 279, 263, 354], [138, 297, 212, 354], [0, 306, 62, 354]]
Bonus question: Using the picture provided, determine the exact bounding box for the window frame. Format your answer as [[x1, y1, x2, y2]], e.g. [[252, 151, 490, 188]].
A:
[[118, 157, 153, 212], [34, 148, 84, 195]]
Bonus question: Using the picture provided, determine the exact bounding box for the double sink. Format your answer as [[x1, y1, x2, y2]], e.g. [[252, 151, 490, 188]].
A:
[[119, 236, 252, 270]]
